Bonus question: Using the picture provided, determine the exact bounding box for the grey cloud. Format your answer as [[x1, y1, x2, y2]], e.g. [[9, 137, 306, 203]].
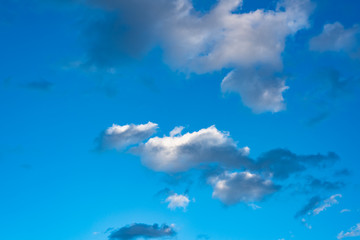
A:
[[306, 112, 330, 126], [255, 148, 339, 179], [307, 177, 344, 192], [108, 223, 176, 240], [96, 122, 158, 150], [334, 169, 351, 177], [22, 80, 54, 91], [304, 68, 359, 125], [290, 176, 345, 195]]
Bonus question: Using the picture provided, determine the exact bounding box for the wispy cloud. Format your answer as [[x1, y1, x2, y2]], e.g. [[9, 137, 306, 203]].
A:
[[295, 194, 342, 218], [313, 194, 342, 215], [338, 223, 360, 239], [310, 22, 360, 58]]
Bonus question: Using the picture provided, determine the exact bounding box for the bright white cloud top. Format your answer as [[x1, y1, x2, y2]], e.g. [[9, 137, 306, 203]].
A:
[[84, 0, 314, 112], [133, 125, 251, 172], [208, 171, 280, 205], [165, 193, 191, 210], [97, 122, 158, 150], [97, 122, 344, 206]]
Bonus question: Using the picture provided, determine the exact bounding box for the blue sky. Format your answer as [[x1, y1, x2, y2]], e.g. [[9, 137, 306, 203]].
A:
[[1, 0, 360, 240]]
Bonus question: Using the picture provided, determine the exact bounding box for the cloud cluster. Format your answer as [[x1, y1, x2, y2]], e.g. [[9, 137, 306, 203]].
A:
[[108, 223, 176, 240], [98, 122, 342, 206], [79, 0, 313, 112], [96, 122, 158, 150]]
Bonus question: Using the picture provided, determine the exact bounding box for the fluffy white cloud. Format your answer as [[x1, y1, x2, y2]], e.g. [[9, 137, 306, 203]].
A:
[[132, 125, 251, 172], [159, 0, 313, 73], [338, 223, 360, 239], [208, 171, 280, 205], [313, 194, 341, 215], [165, 193, 190, 210], [97, 122, 342, 206], [310, 22, 360, 56], [97, 122, 158, 150], [82, 0, 313, 112]]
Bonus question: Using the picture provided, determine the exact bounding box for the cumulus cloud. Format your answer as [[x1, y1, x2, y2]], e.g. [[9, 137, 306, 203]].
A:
[[96, 122, 158, 150], [78, 0, 313, 112], [83, 0, 313, 71], [310, 22, 360, 57], [165, 193, 191, 210], [208, 171, 280, 205], [338, 223, 360, 239], [98, 122, 342, 205], [108, 223, 176, 240], [221, 67, 289, 113], [132, 125, 251, 172]]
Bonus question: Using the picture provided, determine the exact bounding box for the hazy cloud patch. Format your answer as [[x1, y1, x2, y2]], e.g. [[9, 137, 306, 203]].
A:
[[108, 223, 176, 240]]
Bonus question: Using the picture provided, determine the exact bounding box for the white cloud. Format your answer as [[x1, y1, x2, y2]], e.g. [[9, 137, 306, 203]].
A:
[[208, 171, 280, 205], [83, 0, 313, 113], [340, 209, 351, 213], [221, 67, 289, 113], [165, 193, 191, 210], [310, 22, 360, 56], [97, 122, 158, 150], [159, 0, 313, 73], [133, 125, 251, 172], [313, 194, 342, 215], [338, 223, 360, 239], [169, 126, 184, 137]]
